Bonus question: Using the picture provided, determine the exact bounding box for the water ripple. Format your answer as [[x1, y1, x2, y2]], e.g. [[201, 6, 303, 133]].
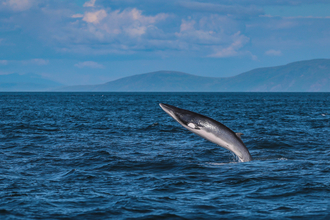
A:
[[0, 92, 329, 219]]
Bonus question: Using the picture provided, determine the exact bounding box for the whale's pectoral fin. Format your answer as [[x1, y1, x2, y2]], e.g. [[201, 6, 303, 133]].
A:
[[235, 133, 244, 140], [187, 123, 201, 130]]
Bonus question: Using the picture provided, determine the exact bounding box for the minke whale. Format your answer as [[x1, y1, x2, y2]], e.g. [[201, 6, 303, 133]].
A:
[[159, 103, 252, 162]]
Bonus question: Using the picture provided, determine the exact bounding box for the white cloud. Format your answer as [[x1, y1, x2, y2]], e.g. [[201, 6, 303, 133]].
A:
[[175, 16, 233, 45], [252, 16, 298, 30], [67, 11, 252, 57], [83, 10, 107, 24], [1, 2, 261, 58], [180, 19, 195, 32], [209, 32, 251, 58], [265, 49, 282, 56], [1, 0, 34, 11], [83, 0, 96, 8], [72, 14, 84, 18], [22, 59, 49, 65], [0, 60, 8, 65], [180, 2, 263, 16], [81, 8, 168, 38], [173, 16, 253, 58], [74, 61, 104, 68], [31, 59, 49, 65], [0, 0, 255, 57]]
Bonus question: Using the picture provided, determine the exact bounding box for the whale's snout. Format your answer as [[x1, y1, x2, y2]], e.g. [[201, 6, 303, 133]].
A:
[[159, 103, 185, 124], [159, 103, 167, 109], [159, 103, 177, 115], [159, 103, 171, 111]]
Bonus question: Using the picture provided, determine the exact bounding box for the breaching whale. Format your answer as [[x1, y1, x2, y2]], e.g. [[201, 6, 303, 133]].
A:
[[159, 103, 252, 162]]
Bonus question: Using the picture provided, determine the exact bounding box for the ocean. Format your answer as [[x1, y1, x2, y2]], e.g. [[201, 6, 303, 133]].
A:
[[0, 92, 329, 219]]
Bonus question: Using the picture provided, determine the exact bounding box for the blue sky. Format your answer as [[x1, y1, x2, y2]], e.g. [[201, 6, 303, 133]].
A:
[[0, 0, 330, 85]]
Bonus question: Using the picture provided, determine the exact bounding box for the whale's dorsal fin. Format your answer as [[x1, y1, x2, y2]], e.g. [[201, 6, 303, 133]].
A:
[[235, 133, 244, 140]]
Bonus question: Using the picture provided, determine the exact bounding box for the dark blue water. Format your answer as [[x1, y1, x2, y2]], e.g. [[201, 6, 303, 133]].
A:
[[0, 92, 329, 219]]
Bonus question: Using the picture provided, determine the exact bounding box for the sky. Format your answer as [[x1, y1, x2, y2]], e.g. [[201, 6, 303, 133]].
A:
[[0, 0, 330, 85]]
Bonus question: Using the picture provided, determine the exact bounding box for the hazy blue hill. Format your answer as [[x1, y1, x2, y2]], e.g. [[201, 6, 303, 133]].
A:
[[56, 59, 330, 92], [58, 71, 226, 92], [96, 71, 226, 91], [223, 59, 330, 92], [0, 73, 63, 91]]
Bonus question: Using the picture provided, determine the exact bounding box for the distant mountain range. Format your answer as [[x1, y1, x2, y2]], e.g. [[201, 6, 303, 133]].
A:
[[59, 59, 330, 92], [1, 59, 330, 92], [0, 73, 63, 91]]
